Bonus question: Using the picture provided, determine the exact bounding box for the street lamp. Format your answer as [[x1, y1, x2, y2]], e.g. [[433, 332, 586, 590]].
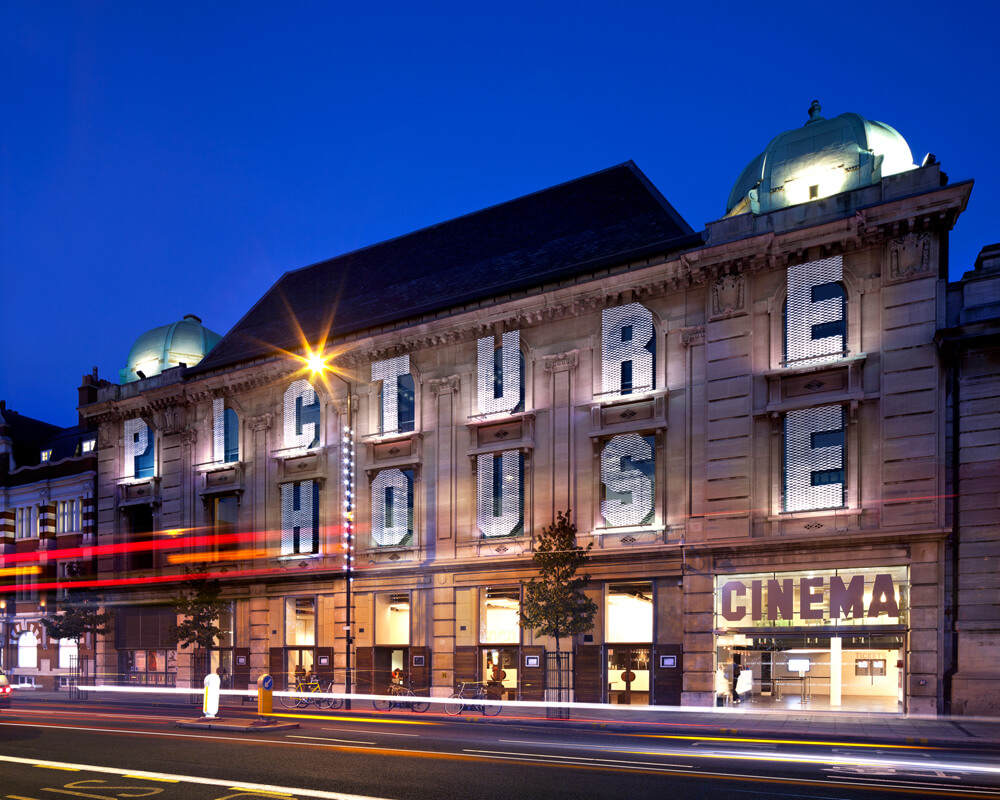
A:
[[305, 351, 354, 710]]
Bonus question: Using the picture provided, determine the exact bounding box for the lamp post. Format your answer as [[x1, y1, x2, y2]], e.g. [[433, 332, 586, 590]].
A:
[[307, 353, 354, 710]]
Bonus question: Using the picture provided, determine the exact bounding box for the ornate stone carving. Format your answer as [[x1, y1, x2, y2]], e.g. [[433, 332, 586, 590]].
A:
[[180, 429, 198, 446], [160, 405, 183, 434], [248, 413, 273, 432], [710, 274, 746, 319], [98, 422, 114, 448], [680, 325, 705, 347], [428, 375, 461, 396], [888, 233, 931, 282], [542, 350, 579, 373]]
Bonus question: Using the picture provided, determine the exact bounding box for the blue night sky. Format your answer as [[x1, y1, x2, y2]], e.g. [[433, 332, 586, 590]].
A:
[[2, 1, 997, 427]]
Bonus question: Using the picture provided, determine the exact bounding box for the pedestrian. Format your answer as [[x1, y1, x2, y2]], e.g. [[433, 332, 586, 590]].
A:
[[731, 655, 742, 704]]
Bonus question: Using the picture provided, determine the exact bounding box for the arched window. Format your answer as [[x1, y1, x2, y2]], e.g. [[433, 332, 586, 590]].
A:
[[18, 630, 38, 669], [601, 303, 656, 396], [477, 331, 524, 415], [124, 418, 154, 479]]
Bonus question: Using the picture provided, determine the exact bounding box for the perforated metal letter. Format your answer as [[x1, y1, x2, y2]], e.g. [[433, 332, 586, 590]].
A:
[[602, 303, 654, 395], [371, 469, 410, 547], [478, 330, 521, 415], [123, 418, 151, 480], [283, 379, 319, 450], [784, 405, 845, 512], [600, 433, 654, 526], [280, 480, 316, 555], [372, 354, 410, 435], [212, 398, 225, 463], [785, 256, 845, 366], [477, 451, 522, 538]]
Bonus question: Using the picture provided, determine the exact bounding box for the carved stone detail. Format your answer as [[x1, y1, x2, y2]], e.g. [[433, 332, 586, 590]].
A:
[[710, 274, 746, 319], [542, 350, 579, 373], [428, 375, 461, 396], [680, 325, 705, 347], [248, 413, 273, 432], [180, 429, 197, 446], [888, 233, 931, 282], [160, 405, 183, 434]]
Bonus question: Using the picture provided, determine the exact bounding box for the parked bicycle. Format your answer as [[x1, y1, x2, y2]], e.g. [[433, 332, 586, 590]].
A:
[[280, 675, 345, 710], [373, 679, 430, 713], [445, 681, 502, 716]]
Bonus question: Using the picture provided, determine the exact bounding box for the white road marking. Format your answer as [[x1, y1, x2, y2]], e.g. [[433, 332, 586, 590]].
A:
[[322, 727, 418, 737], [0, 754, 393, 800], [466, 748, 693, 769], [288, 735, 375, 745]]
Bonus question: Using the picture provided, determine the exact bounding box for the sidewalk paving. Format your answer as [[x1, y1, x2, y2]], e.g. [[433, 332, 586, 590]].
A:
[[12, 687, 1000, 749]]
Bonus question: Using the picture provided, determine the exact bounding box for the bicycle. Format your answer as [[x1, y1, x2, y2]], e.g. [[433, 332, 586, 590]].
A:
[[373, 680, 430, 713], [444, 681, 502, 716], [280, 676, 345, 710]]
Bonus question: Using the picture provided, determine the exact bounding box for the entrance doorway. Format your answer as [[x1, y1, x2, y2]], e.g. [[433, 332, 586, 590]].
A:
[[717, 631, 904, 712], [607, 646, 650, 705], [482, 647, 518, 700], [373, 647, 408, 693]]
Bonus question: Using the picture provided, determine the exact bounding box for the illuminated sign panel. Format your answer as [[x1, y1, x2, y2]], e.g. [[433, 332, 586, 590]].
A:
[[715, 566, 907, 629], [477, 331, 522, 415], [601, 303, 654, 396], [785, 255, 846, 367], [784, 405, 845, 512], [283, 380, 320, 450], [600, 433, 654, 527], [280, 480, 318, 555], [371, 468, 413, 547], [123, 418, 154, 480], [372, 354, 413, 435], [476, 450, 523, 538], [212, 398, 239, 463]]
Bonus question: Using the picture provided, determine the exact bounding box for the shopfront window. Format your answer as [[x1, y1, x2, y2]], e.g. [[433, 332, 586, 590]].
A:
[[480, 588, 520, 644], [375, 593, 410, 646], [17, 631, 38, 669], [285, 597, 315, 646], [606, 582, 653, 643]]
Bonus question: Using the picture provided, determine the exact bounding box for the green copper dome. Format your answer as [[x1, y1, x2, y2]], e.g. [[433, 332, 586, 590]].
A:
[[725, 101, 916, 217], [120, 314, 222, 383]]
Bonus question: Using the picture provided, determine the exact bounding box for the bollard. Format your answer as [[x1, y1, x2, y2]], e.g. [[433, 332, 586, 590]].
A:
[[203, 671, 221, 719], [257, 673, 273, 715]]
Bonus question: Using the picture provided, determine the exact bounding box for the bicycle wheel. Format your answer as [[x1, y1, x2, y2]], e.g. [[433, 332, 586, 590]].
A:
[[444, 694, 464, 716], [404, 691, 430, 713], [483, 699, 501, 716], [315, 692, 332, 709], [328, 696, 345, 710], [373, 697, 393, 712]]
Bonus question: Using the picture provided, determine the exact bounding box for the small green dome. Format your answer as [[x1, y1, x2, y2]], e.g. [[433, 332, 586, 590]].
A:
[[725, 101, 916, 217], [120, 314, 222, 383]]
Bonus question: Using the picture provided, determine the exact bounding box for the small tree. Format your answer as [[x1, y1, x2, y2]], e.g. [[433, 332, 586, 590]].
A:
[[41, 590, 112, 652], [519, 510, 598, 654], [167, 570, 229, 651]]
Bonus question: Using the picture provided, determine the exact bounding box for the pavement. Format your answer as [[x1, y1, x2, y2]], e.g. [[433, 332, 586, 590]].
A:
[[10, 686, 1000, 749]]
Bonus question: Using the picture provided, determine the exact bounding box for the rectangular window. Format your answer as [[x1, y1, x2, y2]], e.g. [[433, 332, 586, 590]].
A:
[[82, 439, 95, 453], [606, 582, 653, 643], [285, 597, 316, 646], [40, 449, 52, 462], [124, 504, 155, 571], [479, 588, 520, 644], [375, 592, 410, 646], [59, 638, 78, 669], [600, 434, 655, 528], [213, 495, 239, 555]]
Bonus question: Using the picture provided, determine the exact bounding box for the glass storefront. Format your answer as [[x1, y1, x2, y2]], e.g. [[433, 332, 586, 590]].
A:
[[285, 596, 315, 685], [715, 566, 908, 711], [606, 582, 652, 704]]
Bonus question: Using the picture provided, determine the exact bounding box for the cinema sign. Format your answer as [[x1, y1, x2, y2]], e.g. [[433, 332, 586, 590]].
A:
[[716, 566, 907, 628]]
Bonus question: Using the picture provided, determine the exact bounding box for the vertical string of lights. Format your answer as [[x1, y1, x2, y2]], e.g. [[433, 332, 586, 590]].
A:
[[341, 404, 355, 709]]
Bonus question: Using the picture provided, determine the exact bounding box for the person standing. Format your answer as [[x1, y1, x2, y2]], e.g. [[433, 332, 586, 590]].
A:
[[731, 655, 742, 704]]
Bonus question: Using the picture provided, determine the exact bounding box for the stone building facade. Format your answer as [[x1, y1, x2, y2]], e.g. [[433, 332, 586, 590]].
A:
[[73, 107, 998, 715]]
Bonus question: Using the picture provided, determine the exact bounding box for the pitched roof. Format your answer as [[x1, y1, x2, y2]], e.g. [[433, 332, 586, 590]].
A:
[[192, 162, 698, 374]]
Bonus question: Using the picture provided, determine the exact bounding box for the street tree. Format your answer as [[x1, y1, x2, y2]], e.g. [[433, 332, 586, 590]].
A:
[[40, 588, 113, 651], [519, 510, 598, 654], [167, 569, 230, 651]]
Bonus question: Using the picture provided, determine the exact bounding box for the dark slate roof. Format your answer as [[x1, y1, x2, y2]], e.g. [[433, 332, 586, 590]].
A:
[[191, 162, 699, 375], [0, 405, 96, 473]]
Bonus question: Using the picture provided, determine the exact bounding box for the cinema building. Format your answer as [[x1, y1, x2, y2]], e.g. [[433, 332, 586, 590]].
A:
[[77, 104, 999, 715]]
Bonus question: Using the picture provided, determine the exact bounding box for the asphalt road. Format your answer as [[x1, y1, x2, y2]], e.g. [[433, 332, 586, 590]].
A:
[[1, 698, 999, 800]]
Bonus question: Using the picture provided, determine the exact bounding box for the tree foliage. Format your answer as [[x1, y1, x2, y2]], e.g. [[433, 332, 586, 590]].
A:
[[519, 510, 598, 652], [167, 570, 229, 650], [40, 590, 112, 645]]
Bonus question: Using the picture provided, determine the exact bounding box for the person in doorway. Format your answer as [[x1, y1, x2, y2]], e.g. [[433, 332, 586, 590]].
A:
[[217, 666, 229, 689], [731, 654, 742, 704]]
